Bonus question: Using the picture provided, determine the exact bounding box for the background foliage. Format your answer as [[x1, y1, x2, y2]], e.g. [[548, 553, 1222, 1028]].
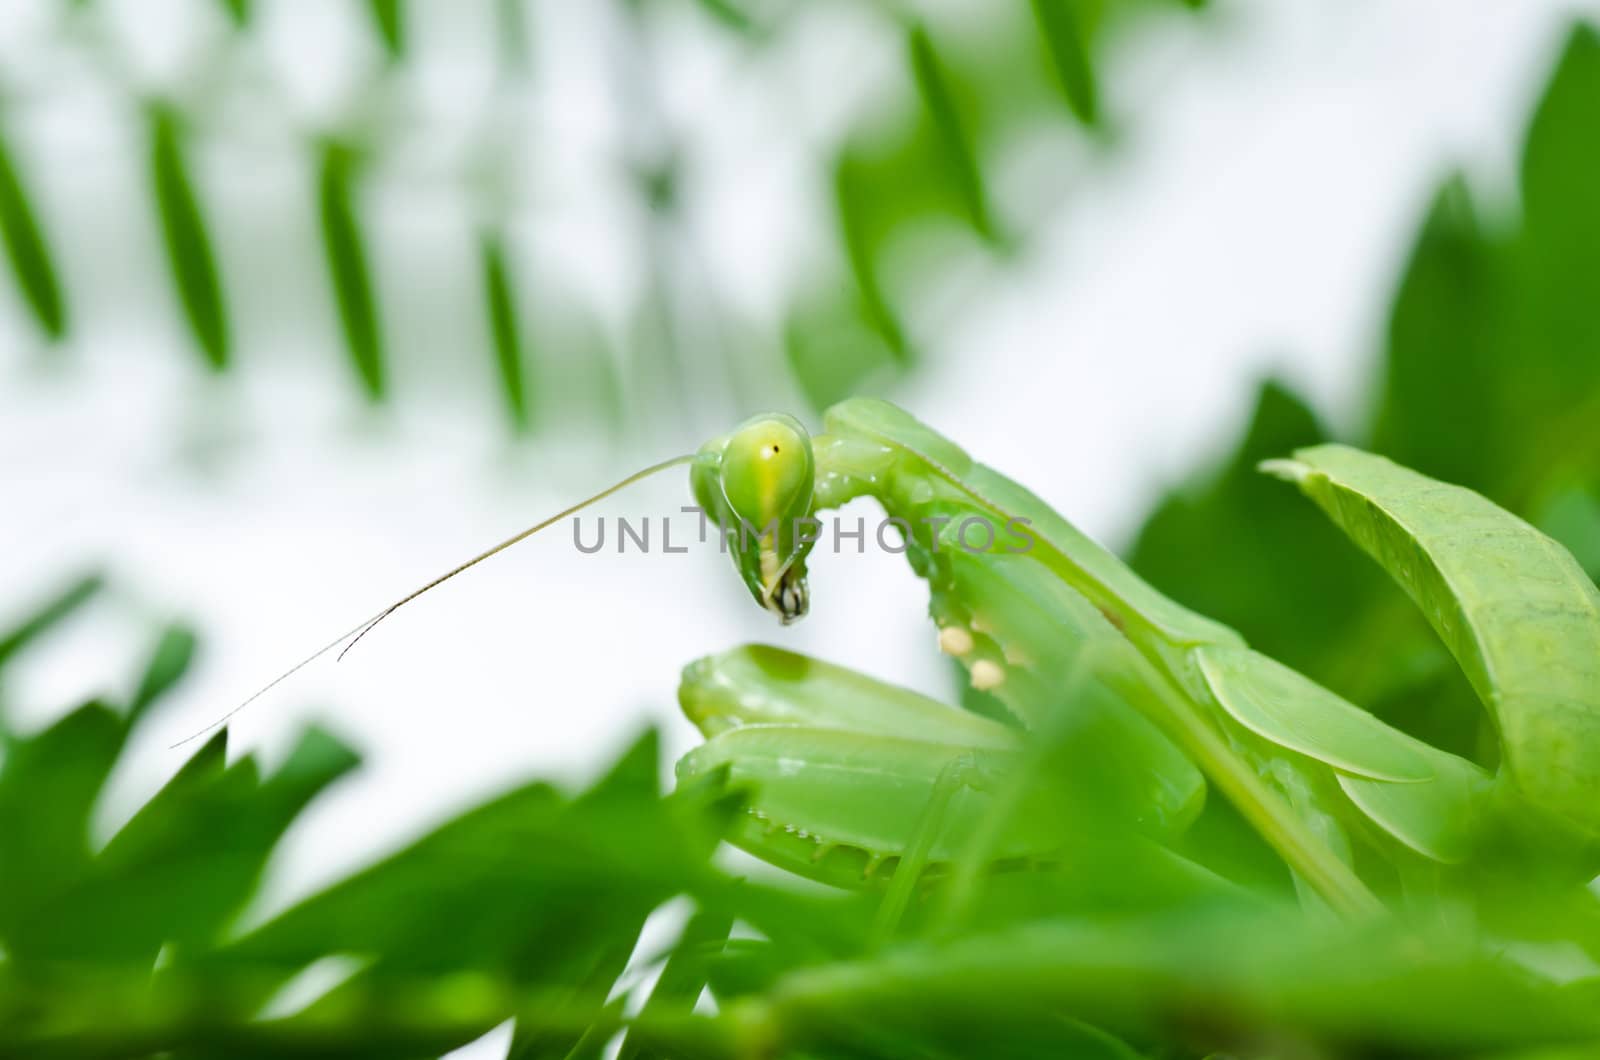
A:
[[0, 0, 1202, 431]]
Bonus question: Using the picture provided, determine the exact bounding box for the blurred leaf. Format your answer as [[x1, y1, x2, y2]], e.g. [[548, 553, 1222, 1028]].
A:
[[832, 155, 911, 364], [1128, 383, 1383, 688], [317, 141, 386, 400], [149, 102, 231, 371], [1364, 21, 1600, 514], [560, 999, 628, 1060], [760, 912, 1600, 1056], [1513, 22, 1600, 462], [689, 0, 754, 34], [0, 115, 67, 340], [0, 571, 103, 673], [367, 0, 405, 60], [217, 0, 252, 30], [482, 230, 532, 431], [202, 731, 723, 1055], [1536, 486, 1600, 581], [13, 726, 358, 965], [223, 731, 709, 983], [497, 0, 532, 72], [1031, 0, 1098, 124], [1510, 27, 1600, 406], [617, 909, 732, 1060], [505, 938, 636, 1060], [0, 700, 127, 945], [783, 290, 902, 412], [907, 24, 996, 243], [1370, 177, 1506, 492], [1126, 382, 1482, 757], [129, 623, 199, 722]]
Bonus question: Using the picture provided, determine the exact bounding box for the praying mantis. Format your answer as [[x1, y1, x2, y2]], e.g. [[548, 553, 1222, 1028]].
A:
[[671, 399, 1600, 919], [200, 397, 1600, 922]]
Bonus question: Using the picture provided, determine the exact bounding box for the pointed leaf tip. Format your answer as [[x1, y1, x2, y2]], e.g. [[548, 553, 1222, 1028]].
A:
[[1258, 458, 1309, 483]]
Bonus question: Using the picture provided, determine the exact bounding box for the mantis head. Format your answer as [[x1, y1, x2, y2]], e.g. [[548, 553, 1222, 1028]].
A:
[[692, 413, 818, 624]]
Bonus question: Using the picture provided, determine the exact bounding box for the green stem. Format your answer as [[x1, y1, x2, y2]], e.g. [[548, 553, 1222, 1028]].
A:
[[1111, 653, 1384, 920], [933, 644, 1100, 936], [872, 757, 968, 946]]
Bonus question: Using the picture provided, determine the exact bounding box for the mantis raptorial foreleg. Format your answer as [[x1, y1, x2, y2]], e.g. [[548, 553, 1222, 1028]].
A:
[[677, 647, 1067, 889]]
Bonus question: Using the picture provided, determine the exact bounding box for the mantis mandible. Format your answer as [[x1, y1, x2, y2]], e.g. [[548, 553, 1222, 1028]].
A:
[[193, 398, 1600, 922]]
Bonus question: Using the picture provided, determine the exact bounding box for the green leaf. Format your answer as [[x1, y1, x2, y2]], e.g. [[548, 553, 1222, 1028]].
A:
[[506, 938, 637, 1060], [759, 912, 1600, 1055], [832, 155, 911, 363], [907, 24, 995, 243], [1364, 28, 1600, 516], [0, 701, 127, 948], [1268, 445, 1600, 832], [317, 141, 386, 399], [128, 623, 199, 722], [1195, 644, 1435, 782], [217, 0, 251, 27], [367, 0, 404, 60], [0, 114, 68, 340], [783, 281, 904, 414], [616, 909, 732, 1060], [1536, 486, 1600, 581], [1470, 23, 1600, 505], [482, 230, 532, 431], [225, 730, 703, 982], [258, 722, 363, 815], [689, 0, 753, 34], [497, 0, 532, 72], [202, 733, 711, 1058], [1030, 0, 1098, 124], [1126, 382, 1409, 702], [0, 572, 103, 673], [11, 725, 356, 965], [1337, 748, 1492, 864], [149, 102, 231, 370], [1370, 177, 1506, 492], [1516, 25, 1600, 405]]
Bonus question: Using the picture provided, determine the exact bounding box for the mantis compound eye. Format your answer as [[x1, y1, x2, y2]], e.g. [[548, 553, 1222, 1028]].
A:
[[691, 413, 817, 623], [720, 415, 813, 531]]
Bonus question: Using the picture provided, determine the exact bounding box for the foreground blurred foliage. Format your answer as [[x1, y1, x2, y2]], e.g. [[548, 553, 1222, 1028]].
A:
[[6, 15, 1600, 1060], [6, 568, 1600, 1060]]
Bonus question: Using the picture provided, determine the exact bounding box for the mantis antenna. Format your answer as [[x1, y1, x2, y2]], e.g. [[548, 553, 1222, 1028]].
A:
[[170, 453, 696, 750]]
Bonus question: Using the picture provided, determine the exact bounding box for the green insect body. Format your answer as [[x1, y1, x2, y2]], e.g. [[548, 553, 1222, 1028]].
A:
[[680, 398, 1600, 912], [681, 402, 1225, 888]]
